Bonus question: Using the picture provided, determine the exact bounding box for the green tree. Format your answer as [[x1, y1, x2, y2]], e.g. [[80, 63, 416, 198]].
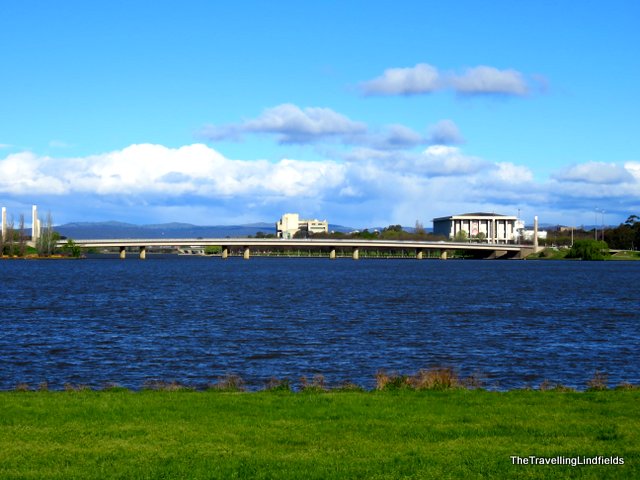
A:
[[566, 239, 609, 260], [293, 229, 309, 239], [474, 231, 487, 242], [453, 230, 468, 242], [18, 214, 26, 257], [5, 216, 15, 256], [603, 215, 640, 250], [36, 212, 59, 257], [63, 239, 83, 258]]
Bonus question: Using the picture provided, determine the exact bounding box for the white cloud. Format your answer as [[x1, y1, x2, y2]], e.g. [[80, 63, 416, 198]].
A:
[[0, 152, 67, 194], [416, 145, 488, 176], [2, 144, 638, 227], [362, 63, 531, 97], [553, 162, 635, 184], [356, 124, 426, 150], [493, 162, 534, 184], [450, 66, 528, 96], [200, 103, 432, 151], [427, 119, 464, 145], [0, 144, 347, 200], [201, 103, 366, 144], [625, 161, 640, 181], [360, 63, 441, 96]]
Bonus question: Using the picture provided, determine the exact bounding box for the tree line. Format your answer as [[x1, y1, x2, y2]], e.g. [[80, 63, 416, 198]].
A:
[[253, 221, 446, 241], [0, 212, 76, 258]]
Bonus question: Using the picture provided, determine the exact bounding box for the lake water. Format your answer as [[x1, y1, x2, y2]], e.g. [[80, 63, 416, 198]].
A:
[[1, 256, 638, 390]]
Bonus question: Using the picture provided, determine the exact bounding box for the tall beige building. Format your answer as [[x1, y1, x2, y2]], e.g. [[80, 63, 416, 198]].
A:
[[276, 213, 328, 238]]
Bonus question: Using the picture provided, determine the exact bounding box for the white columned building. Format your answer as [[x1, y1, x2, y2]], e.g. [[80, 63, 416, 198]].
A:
[[433, 212, 519, 244]]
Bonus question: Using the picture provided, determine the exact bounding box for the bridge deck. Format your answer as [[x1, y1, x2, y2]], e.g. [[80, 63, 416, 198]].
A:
[[59, 237, 527, 252]]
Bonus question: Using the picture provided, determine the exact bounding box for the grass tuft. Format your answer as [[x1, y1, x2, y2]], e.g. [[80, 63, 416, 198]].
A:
[[142, 380, 193, 391], [299, 374, 326, 393], [375, 370, 412, 390], [615, 382, 639, 391], [539, 380, 575, 392], [332, 381, 365, 392], [265, 377, 292, 392], [587, 370, 609, 391], [208, 374, 245, 392], [63, 383, 91, 392], [410, 367, 461, 390]]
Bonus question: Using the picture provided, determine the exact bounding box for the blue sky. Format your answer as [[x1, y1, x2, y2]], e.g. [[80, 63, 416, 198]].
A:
[[1, 1, 639, 228]]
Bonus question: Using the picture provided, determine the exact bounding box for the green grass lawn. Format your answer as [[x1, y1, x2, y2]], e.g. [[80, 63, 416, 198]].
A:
[[0, 389, 638, 479], [609, 251, 640, 260]]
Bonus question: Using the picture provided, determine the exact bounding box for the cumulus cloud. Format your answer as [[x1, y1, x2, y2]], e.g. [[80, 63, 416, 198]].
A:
[[201, 103, 432, 151], [553, 162, 635, 184], [0, 144, 347, 200], [360, 63, 441, 96], [2, 144, 638, 227], [493, 162, 534, 183], [427, 119, 464, 145], [416, 145, 489, 176], [625, 161, 640, 181], [201, 103, 366, 144], [355, 124, 426, 150], [0, 152, 67, 194], [361, 63, 532, 97], [450, 66, 528, 96]]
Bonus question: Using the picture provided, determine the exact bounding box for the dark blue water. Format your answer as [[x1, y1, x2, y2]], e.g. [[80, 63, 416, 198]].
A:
[[1, 256, 638, 390]]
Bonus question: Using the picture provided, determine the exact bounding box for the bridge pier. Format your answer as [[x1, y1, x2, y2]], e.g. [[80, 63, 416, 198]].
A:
[[352, 247, 359, 260], [329, 248, 336, 260], [243, 246, 250, 260], [221, 246, 229, 259], [416, 248, 423, 260], [440, 250, 448, 260], [119, 246, 126, 259], [139, 246, 146, 260]]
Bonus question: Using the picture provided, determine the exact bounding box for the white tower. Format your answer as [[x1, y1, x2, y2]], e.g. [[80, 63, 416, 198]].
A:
[[1, 207, 6, 241], [32, 205, 40, 241]]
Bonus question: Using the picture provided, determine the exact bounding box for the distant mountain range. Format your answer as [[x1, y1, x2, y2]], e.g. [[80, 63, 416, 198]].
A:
[[48, 220, 599, 240], [55, 221, 356, 239]]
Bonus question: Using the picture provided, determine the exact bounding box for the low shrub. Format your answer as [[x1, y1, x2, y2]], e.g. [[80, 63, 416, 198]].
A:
[[375, 370, 411, 391], [586, 371, 609, 391], [143, 380, 193, 391], [265, 378, 292, 392], [208, 374, 245, 392], [299, 374, 326, 392], [410, 368, 461, 390]]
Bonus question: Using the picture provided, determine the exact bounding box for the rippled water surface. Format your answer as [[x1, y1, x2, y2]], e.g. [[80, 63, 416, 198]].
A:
[[1, 256, 639, 390]]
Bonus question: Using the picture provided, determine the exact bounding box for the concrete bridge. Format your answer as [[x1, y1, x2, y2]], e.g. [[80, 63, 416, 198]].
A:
[[57, 237, 537, 260]]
